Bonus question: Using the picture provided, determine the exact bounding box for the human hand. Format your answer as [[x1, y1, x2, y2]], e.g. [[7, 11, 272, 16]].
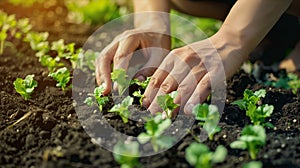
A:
[[95, 28, 170, 95], [142, 36, 247, 115]]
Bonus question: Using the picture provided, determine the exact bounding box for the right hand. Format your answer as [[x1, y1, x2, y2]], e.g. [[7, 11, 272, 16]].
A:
[[95, 28, 171, 95]]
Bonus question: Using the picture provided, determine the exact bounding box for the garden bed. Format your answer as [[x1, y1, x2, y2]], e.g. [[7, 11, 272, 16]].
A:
[[0, 1, 299, 168]]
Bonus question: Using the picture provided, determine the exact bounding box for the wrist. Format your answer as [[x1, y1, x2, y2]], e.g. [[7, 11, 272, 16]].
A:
[[134, 12, 170, 34]]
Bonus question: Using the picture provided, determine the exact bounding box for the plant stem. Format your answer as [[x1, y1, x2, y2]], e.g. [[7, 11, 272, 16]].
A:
[[0, 40, 4, 55]]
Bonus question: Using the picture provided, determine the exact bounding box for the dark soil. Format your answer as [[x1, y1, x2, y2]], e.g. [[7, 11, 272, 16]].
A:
[[0, 1, 299, 168]]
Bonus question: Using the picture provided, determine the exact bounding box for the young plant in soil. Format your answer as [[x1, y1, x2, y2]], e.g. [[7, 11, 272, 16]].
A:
[[84, 85, 109, 111], [232, 89, 274, 127], [264, 72, 300, 94], [156, 91, 179, 118], [132, 77, 151, 106], [137, 113, 175, 152], [185, 142, 227, 168], [192, 103, 221, 141], [230, 125, 266, 160], [113, 141, 140, 168], [48, 67, 71, 91], [109, 96, 133, 123], [13, 74, 38, 100], [111, 69, 131, 95]]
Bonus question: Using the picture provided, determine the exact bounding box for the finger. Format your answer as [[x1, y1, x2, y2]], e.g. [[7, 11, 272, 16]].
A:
[[95, 42, 119, 95], [184, 74, 212, 114], [142, 68, 170, 108], [174, 65, 207, 108]]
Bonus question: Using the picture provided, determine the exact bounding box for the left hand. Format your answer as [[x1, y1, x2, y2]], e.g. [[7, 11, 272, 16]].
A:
[[142, 35, 247, 115]]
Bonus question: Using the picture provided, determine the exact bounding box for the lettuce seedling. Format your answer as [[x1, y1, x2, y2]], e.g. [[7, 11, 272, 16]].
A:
[[84, 85, 109, 111], [132, 90, 143, 106], [230, 125, 266, 160], [192, 103, 221, 141], [48, 67, 71, 91], [13, 74, 38, 100], [111, 69, 131, 95], [185, 142, 227, 168], [232, 89, 274, 127], [287, 73, 300, 94], [109, 96, 133, 123], [113, 141, 140, 168], [131, 77, 151, 89], [156, 91, 179, 118], [40, 55, 64, 72], [137, 113, 175, 152]]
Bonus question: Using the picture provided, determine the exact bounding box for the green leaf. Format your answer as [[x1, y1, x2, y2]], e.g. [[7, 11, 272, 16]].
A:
[[84, 97, 94, 106], [253, 89, 266, 98], [230, 141, 247, 149], [155, 135, 175, 149], [212, 145, 227, 163], [111, 69, 130, 95], [242, 161, 263, 168], [156, 91, 179, 118], [109, 96, 133, 123], [13, 74, 38, 100], [185, 142, 210, 166], [113, 141, 140, 168], [231, 99, 246, 110], [48, 67, 71, 90], [137, 133, 151, 144]]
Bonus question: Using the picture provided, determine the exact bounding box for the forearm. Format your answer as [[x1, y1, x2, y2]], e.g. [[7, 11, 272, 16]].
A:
[[217, 0, 293, 56], [133, 0, 171, 31]]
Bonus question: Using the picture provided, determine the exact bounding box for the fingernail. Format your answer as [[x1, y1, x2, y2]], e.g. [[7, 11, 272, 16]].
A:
[[185, 103, 195, 114], [137, 75, 146, 81]]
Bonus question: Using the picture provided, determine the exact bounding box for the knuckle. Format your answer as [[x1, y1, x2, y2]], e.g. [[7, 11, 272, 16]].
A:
[[160, 81, 175, 93], [199, 77, 212, 90], [150, 77, 161, 88], [178, 84, 190, 95]]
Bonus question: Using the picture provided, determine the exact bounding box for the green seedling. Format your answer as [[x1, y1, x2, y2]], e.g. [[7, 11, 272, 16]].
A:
[[242, 161, 262, 168], [132, 90, 144, 106], [111, 69, 131, 95], [40, 55, 64, 72], [230, 125, 266, 160], [185, 142, 227, 168], [192, 103, 221, 141], [13, 74, 38, 100], [113, 141, 140, 168], [287, 73, 300, 94], [84, 85, 109, 111], [232, 89, 274, 127], [131, 77, 151, 89], [66, 0, 121, 25], [109, 96, 133, 123], [137, 113, 175, 152], [156, 91, 179, 118], [48, 67, 71, 91], [264, 72, 300, 94]]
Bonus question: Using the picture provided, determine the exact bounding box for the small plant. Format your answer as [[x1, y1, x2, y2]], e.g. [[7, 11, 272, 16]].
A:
[[84, 85, 109, 111], [242, 161, 262, 168], [113, 141, 140, 168], [185, 142, 227, 168], [132, 90, 144, 106], [230, 125, 266, 160], [156, 91, 179, 118], [13, 74, 38, 100], [48, 67, 71, 91], [137, 113, 175, 152], [66, 0, 121, 25], [192, 103, 221, 141], [264, 72, 300, 94], [131, 77, 151, 90], [111, 69, 131, 95], [40, 55, 64, 72], [109, 96, 133, 123], [232, 89, 274, 127]]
